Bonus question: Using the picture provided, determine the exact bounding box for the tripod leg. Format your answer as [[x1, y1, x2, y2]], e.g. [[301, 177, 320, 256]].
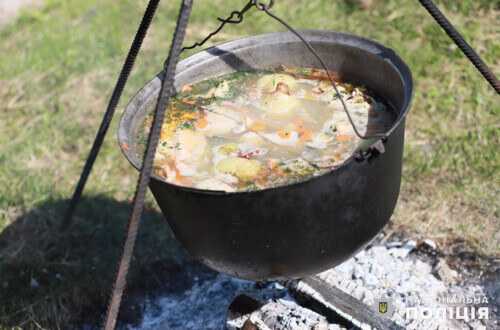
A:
[[418, 0, 499, 93], [103, 1, 194, 329], [61, 0, 161, 230]]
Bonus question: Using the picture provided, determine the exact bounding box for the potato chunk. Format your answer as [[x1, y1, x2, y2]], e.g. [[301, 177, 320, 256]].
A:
[[216, 157, 262, 181], [256, 74, 297, 93]]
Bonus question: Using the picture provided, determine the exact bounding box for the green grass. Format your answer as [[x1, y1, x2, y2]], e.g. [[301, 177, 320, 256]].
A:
[[0, 0, 498, 328]]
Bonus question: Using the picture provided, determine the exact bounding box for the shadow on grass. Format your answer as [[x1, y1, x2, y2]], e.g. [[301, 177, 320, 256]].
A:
[[0, 195, 206, 329]]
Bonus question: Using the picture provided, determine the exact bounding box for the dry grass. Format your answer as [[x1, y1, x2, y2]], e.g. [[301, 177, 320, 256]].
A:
[[393, 180, 499, 256]]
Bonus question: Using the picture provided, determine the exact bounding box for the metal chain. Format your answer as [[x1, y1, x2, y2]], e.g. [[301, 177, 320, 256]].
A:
[[103, 1, 193, 329], [181, 0, 256, 52], [253, 0, 274, 11]]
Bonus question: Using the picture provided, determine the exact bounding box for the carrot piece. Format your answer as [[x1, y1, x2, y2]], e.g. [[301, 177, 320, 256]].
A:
[[196, 115, 208, 129], [267, 159, 278, 169], [176, 172, 192, 186], [249, 121, 266, 132], [293, 119, 312, 141], [181, 98, 196, 105], [277, 129, 291, 139], [336, 134, 353, 142], [299, 129, 313, 141], [181, 84, 193, 93]]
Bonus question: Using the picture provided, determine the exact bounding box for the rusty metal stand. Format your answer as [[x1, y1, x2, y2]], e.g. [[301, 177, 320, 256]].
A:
[[103, 1, 193, 330]]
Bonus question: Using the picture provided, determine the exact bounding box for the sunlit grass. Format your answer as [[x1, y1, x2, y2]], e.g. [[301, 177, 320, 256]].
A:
[[0, 0, 498, 328]]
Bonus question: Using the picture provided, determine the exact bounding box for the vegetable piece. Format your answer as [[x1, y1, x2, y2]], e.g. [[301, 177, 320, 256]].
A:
[[261, 93, 300, 118], [219, 143, 239, 155], [181, 84, 193, 93], [256, 74, 297, 94], [195, 113, 208, 129], [336, 134, 354, 142], [262, 130, 300, 147], [275, 82, 291, 95], [279, 158, 316, 177], [293, 119, 313, 142], [248, 120, 266, 132], [216, 157, 262, 181]]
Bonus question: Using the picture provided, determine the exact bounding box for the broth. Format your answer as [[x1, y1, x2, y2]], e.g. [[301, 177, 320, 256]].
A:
[[138, 67, 396, 192]]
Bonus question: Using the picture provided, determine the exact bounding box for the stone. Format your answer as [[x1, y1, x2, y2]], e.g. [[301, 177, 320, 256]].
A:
[[328, 325, 345, 330], [353, 286, 366, 300], [354, 249, 366, 260], [384, 271, 402, 288], [386, 241, 403, 248], [403, 240, 417, 250], [363, 273, 379, 287], [352, 264, 365, 280], [434, 259, 459, 285], [414, 259, 432, 274], [493, 287, 500, 306], [369, 263, 384, 278], [312, 320, 329, 330], [388, 247, 413, 259], [467, 320, 487, 330], [253, 299, 329, 330], [30, 277, 39, 288], [422, 239, 437, 250], [369, 246, 388, 257], [335, 261, 354, 277], [241, 319, 258, 330]]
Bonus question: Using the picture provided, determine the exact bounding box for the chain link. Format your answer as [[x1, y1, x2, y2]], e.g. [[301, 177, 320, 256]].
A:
[[181, 0, 256, 52], [253, 0, 274, 10]]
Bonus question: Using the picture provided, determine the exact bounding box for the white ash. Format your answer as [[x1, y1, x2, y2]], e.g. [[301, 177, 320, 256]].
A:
[[130, 240, 493, 330], [127, 274, 289, 330], [227, 299, 344, 330], [316, 241, 490, 329]]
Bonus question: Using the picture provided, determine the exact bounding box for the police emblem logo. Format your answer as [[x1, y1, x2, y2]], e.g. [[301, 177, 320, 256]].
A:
[[372, 297, 395, 316], [378, 301, 388, 314]]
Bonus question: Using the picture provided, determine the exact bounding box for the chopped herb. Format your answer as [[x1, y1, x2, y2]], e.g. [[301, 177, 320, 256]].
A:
[[181, 121, 194, 129]]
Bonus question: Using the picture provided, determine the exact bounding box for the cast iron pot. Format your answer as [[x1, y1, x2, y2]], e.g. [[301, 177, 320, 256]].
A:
[[118, 30, 413, 281]]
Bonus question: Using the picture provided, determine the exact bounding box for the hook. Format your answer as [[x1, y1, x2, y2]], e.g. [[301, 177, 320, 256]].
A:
[[253, 0, 274, 11]]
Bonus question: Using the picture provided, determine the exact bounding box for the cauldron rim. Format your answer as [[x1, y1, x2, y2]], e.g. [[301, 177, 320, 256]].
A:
[[118, 30, 413, 196]]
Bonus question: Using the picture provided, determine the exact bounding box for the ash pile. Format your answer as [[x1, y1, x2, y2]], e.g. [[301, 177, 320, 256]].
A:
[[131, 238, 497, 330]]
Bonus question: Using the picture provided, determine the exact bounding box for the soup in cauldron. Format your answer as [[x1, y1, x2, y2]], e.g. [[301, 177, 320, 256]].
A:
[[138, 67, 396, 192]]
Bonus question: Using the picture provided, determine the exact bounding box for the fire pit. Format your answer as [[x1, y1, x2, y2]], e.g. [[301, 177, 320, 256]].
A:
[[118, 30, 413, 280]]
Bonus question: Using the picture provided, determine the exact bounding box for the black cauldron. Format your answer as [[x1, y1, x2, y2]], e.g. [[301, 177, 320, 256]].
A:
[[118, 30, 413, 280]]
